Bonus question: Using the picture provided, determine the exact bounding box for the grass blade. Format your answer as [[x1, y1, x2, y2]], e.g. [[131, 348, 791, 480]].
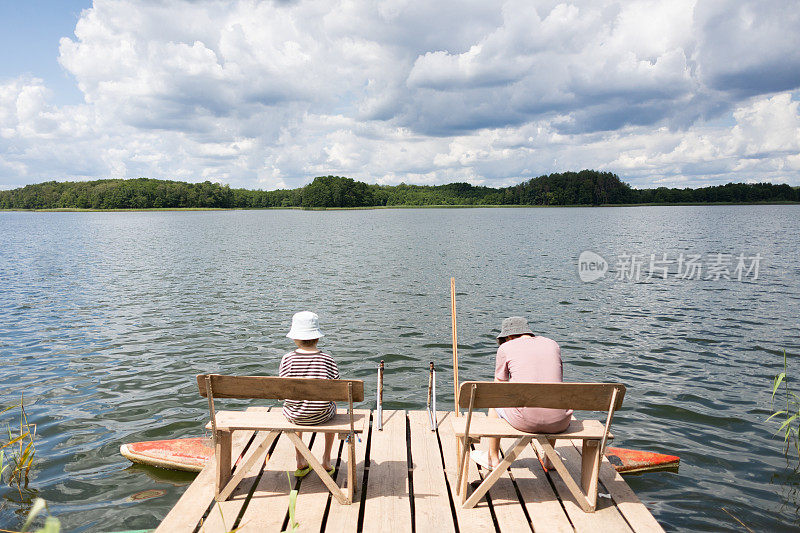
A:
[[767, 410, 788, 422], [0, 403, 21, 415], [39, 515, 61, 533], [778, 414, 799, 433], [22, 498, 47, 532], [774, 372, 786, 398], [0, 431, 31, 450]]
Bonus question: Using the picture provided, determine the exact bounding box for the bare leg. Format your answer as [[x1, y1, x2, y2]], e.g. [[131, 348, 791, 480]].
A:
[[321, 433, 335, 471], [294, 432, 309, 469], [487, 408, 501, 467]]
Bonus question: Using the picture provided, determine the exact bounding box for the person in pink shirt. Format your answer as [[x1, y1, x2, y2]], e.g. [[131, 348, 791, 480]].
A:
[[471, 316, 572, 470]]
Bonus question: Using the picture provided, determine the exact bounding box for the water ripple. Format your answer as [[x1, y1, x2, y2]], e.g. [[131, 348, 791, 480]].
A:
[[1, 207, 799, 531]]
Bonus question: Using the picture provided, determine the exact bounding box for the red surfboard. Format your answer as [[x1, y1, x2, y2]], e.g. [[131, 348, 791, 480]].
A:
[[604, 446, 680, 474], [121, 437, 213, 472], [121, 438, 679, 474]]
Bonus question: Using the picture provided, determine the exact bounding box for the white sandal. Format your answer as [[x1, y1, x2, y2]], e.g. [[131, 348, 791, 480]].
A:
[[470, 450, 494, 471]]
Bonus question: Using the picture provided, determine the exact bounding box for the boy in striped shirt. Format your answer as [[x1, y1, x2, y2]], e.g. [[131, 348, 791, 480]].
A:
[[280, 311, 339, 477]]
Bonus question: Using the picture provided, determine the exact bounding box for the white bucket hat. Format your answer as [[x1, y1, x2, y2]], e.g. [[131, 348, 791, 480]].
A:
[[286, 311, 324, 340]]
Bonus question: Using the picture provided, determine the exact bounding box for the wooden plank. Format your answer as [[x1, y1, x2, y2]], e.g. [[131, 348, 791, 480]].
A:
[[457, 382, 625, 411], [156, 406, 268, 533], [408, 410, 456, 533], [159, 410, 661, 533], [207, 409, 369, 433], [507, 439, 573, 533], [569, 440, 665, 533], [437, 411, 495, 533], [361, 410, 412, 533], [323, 412, 370, 533], [452, 417, 610, 440], [548, 439, 632, 532], [198, 374, 365, 402], [468, 413, 532, 531], [231, 429, 308, 532]]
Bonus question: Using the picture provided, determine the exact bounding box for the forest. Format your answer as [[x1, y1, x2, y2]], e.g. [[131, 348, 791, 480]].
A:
[[1, 170, 797, 209]]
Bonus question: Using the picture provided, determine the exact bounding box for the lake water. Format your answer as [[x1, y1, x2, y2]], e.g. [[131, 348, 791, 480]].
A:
[[1, 206, 799, 532]]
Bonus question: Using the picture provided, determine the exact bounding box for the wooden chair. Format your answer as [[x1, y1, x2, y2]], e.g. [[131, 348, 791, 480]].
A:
[[451, 381, 625, 512], [197, 374, 367, 504]]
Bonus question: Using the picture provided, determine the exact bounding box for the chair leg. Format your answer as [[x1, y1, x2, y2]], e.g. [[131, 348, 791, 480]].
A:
[[286, 432, 349, 505], [459, 443, 471, 503], [463, 437, 528, 509], [216, 430, 279, 502], [581, 439, 601, 510], [536, 437, 595, 512], [347, 437, 356, 503], [455, 438, 463, 493], [215, 431, 232, 501]]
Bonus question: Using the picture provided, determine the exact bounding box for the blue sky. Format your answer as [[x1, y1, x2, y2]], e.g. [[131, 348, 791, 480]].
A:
[[1, 0, 799, 191], [0, 1, 89, 105]]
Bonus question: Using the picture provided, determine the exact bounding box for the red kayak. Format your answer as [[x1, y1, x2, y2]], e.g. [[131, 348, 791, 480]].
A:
[[121, 438, 679, 474]]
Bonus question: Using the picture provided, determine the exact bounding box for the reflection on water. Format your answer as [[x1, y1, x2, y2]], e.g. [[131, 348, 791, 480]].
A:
[[128, 489, 167, 502], [773, 467, 800, 526], [1, 206, 800, 532]]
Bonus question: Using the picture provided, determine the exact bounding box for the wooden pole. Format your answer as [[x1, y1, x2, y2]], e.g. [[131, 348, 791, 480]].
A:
[[451, 277, 460, 416], [376, 360, 384, 431], [204, 376, 218, 447]]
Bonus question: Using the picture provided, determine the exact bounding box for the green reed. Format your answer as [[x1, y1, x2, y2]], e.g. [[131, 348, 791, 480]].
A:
[[1, 395, 37, 495], [281, 472, 300, 533], [1, 398, 63, 532], [769, 351, 800, 462], [19, 498, 60, 533]]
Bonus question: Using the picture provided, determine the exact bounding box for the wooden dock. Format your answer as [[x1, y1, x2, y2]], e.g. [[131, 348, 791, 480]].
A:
[[156, 410, 664, 532]]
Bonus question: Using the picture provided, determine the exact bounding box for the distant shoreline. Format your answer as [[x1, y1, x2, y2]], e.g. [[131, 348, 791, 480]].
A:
[[3, 174, 798, 210], [2, 201, 799, 212]]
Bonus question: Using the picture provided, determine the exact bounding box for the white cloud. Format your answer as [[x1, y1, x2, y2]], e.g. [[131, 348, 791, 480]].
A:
[[1, 0, 800, 190]]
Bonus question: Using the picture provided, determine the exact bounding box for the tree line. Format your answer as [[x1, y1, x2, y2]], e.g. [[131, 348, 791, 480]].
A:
[[1, 171, 797, 210]]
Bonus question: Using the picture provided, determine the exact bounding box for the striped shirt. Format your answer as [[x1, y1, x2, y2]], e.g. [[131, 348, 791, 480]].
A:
[[279, 350, 339, 425]]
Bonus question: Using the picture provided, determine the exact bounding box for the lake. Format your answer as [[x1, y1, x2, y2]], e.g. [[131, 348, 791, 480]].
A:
[[1, 206, 799, 532]]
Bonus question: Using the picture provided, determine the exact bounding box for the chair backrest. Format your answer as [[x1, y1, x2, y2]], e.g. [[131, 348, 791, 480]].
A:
[[197, 374, 365, 403], [457, 381, 625, 411]]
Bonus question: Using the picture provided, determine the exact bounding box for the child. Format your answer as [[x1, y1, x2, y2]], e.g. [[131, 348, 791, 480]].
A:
[[279, 311, 339, 477]]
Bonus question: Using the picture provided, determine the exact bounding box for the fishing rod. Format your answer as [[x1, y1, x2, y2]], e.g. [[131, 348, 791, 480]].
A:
[[427, 361, 438, 430], [376, 360, 384, 431]]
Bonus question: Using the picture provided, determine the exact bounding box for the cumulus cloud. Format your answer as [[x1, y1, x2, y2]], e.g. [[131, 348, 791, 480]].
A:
[[695, 1, 800, 97], [1, 0, 800, 190]]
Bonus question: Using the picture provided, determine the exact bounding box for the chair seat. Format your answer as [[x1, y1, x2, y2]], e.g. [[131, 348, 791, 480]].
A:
[[205, 409, 369, 433], [451, 416, 611, 440]]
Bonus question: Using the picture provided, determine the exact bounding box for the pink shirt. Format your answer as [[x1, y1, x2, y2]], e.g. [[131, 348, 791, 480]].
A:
[[494, 335, 572, 433]]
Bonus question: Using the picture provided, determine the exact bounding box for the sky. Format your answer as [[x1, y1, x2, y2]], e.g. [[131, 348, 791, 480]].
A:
[[1, 0, 800, 191]]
